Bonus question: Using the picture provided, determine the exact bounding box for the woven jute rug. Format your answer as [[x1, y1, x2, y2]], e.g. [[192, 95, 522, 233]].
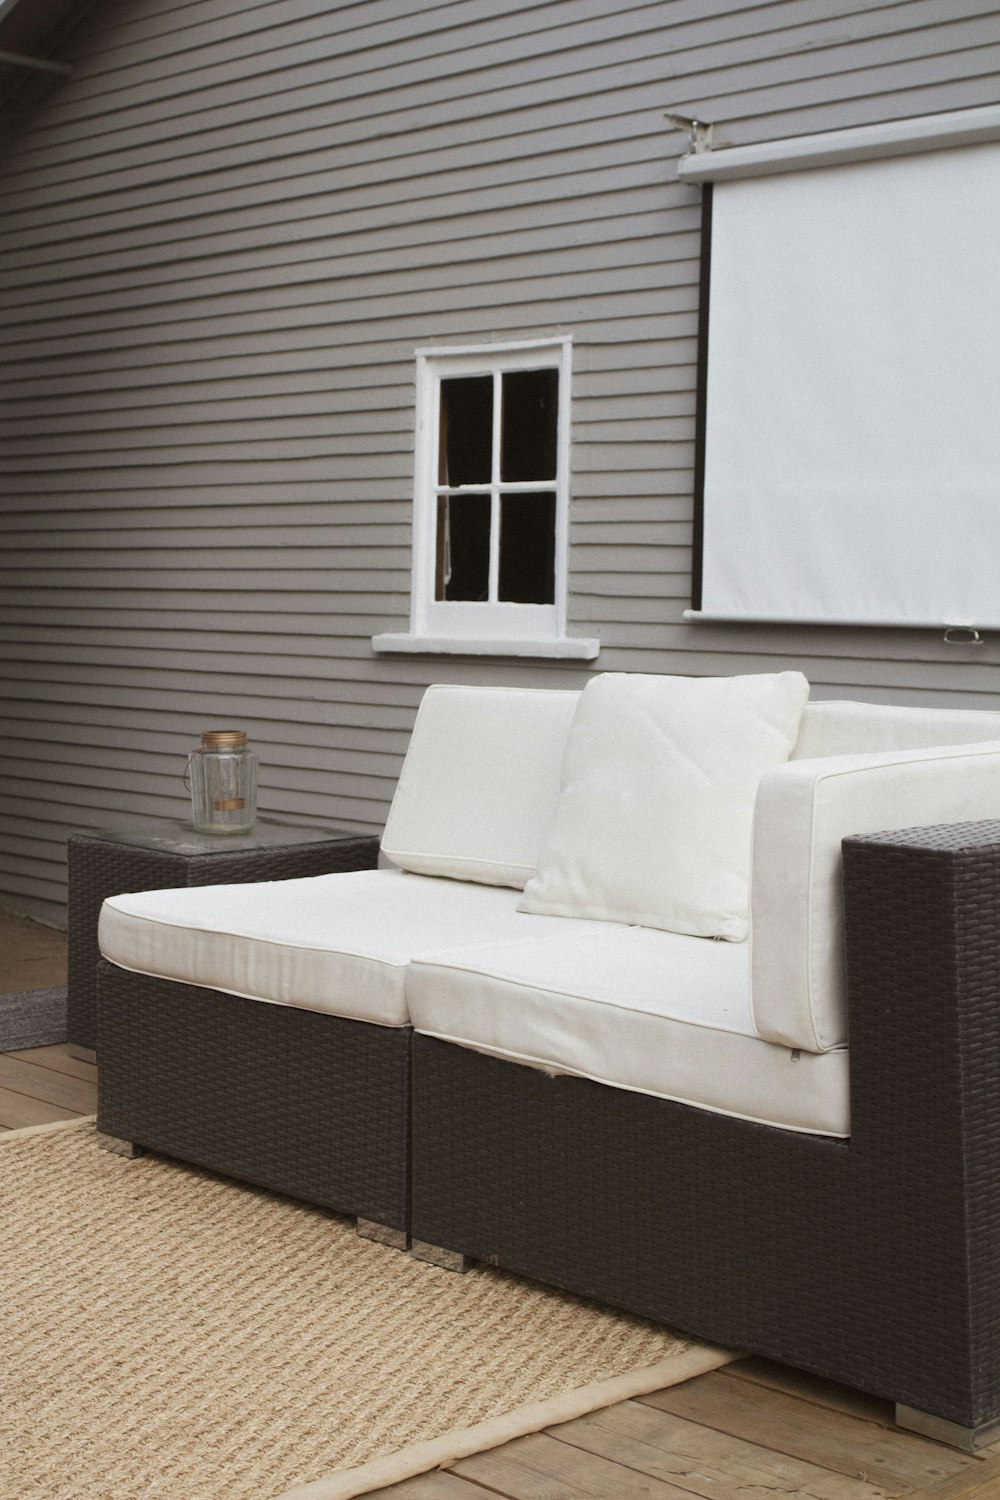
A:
[[0, 1119, 734, 1500]]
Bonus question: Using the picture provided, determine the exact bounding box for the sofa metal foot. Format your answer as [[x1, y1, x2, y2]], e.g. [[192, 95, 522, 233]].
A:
[[410, 1239, 472, 1272], [356, 1218, 410, 1252], [895, 1403, 1000, 1451], [68, 1044, 98, 1065], [95, 1132, 143, 1159]]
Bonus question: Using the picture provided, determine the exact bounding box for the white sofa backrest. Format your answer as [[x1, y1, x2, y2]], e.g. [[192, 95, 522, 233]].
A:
[[752, 735, 1000, 1055], [381, 684, 580, 888], [384, 683, 1000, 1057], [793, 699, 1000, 758]]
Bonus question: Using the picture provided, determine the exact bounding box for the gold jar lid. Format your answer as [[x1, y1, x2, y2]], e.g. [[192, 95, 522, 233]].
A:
[[200, 730, 247, 748]]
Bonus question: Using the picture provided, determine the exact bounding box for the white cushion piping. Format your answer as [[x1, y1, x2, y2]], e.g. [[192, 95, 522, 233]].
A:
[[415, 1026, 848, 1136], [410, 952, 754, 1039]]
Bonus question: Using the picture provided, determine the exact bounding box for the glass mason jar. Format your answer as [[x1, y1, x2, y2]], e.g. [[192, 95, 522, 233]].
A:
[[185, 729, 258, 834]]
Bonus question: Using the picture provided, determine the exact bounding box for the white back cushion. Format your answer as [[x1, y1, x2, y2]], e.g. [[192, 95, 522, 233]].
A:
[[793, 699, 1000, 759], [381, 684, 580, 888], [518, 671, 810, 940], [751, 739, 1000, 1053]]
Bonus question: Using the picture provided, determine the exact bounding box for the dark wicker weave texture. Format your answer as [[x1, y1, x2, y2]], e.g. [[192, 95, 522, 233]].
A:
[[411, 821, 1000, 1433], [68, 828, 379, 1050], [98, 962, 411, 1231], [842, 819, 1000, 1429]]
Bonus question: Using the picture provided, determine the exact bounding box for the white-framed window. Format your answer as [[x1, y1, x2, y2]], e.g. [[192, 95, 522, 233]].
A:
[[372, 337, 598, 658]]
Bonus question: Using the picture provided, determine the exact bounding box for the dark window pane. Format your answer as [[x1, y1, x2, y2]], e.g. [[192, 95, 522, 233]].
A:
[[437, 492, 491, 601], [440, 376, 493, 485], [499, 491, 556, 604], [501, 368, 558, 482]]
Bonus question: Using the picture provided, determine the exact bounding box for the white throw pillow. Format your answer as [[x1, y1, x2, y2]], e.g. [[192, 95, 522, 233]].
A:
[[518, 671, 810, 940]]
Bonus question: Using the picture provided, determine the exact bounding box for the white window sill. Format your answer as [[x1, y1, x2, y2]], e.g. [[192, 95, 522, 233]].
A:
[[371, 632, 600, 660]]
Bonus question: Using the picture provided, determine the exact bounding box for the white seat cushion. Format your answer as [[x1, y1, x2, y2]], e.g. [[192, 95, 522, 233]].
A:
[[99, 868, 608, 1027], [408, 927, 849, 1136]]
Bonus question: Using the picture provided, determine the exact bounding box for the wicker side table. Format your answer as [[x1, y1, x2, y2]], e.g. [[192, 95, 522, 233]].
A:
[[67, 820, 380, 1057]]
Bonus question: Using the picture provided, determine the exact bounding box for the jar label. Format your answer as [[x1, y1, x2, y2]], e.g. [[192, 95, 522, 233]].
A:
[[213, 798, 246, 811]]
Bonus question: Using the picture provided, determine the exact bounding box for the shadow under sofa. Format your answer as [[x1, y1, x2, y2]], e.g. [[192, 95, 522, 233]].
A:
[[95, 679, 1000, 1447]]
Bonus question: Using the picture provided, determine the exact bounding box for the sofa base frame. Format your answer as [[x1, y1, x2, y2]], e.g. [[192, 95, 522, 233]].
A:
[[357, 1218, 410, 1251], [410, 1239, 471, 1272], [95, 1130, 143, 1159], [896, 1404, 1000, 1452], [97, 960, 411, 1236]]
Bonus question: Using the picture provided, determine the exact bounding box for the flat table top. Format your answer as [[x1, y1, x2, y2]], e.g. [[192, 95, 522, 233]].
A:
[[69, 819, 373, 859]]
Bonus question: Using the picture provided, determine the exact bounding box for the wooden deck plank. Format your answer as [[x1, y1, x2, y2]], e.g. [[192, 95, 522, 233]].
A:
[[6, 1043, 97, 1083], [904, 1452, 1000, 1498], [372, 1470, 502, 1497], [448, 1446, 594, 1498], [0, 1054, 97, 1114], [0, 960, 67, 992], [0, 1084, 81, 1130], [0, 910, 68, 992], [640, 1373, 976, 1492], [722, 1357, 897, 1427], [452, 1429, 698, 1497], [546, 1397, 898, 1499]]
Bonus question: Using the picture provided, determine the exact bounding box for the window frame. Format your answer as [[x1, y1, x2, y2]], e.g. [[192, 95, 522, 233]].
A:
[[373, 336, 599, 659]]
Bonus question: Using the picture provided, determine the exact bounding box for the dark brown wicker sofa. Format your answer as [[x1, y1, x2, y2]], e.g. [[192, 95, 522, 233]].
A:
[[96, 678, 1000, 1447], [408, 819, 1000, 1449]]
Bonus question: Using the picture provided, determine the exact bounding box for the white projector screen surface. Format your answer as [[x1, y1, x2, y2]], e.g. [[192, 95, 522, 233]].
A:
[[696, 142, 1000, 627]]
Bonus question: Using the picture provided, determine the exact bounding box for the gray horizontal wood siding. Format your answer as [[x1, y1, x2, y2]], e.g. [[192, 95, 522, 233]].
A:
[[2, 0, 998, 922]]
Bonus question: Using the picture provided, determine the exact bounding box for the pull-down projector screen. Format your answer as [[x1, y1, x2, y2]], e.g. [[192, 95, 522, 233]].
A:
[[686, 126, 1000, 629]]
